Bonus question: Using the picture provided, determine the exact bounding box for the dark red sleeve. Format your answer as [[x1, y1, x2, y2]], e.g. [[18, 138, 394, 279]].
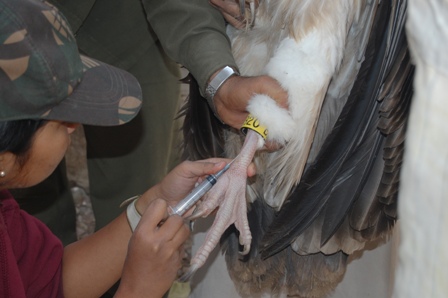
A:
[[0, 190, 64, 298]]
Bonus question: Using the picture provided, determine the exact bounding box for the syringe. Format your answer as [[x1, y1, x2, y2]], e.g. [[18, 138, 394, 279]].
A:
[[169, 159, 235, 216]]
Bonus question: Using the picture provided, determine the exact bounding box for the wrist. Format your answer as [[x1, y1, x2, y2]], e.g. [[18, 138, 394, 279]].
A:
[[135, 185, 161, 212], [120, 196, 141, 232], [120, 187, 159, 232], [205, 66, 240, 123]]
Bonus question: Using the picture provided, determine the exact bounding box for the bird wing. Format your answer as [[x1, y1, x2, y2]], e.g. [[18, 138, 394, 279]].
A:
[[222, 0, 413, 296], [259, 0, 412, 258]]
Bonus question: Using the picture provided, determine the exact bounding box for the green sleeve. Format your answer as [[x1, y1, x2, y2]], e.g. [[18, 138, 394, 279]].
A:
[[143, 0, 238, 94]]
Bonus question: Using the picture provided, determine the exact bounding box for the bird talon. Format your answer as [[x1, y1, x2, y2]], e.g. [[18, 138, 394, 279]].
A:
[[188, 219, 195, 231], [186, 206, 204, 221], [239, 244, 251, 256], [177, 264, 199, 282]]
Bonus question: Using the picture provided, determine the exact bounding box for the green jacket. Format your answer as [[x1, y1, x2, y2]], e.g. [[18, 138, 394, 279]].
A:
[[50, 0, 237, 94]]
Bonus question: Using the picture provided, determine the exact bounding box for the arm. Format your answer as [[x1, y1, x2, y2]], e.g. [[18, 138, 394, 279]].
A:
[[144, 0, 288, 129], [144, 0, 236, 95], [62, 160, 230, 298]]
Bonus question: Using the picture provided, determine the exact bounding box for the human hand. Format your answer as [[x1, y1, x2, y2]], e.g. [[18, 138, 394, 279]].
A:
[[213, 74, 289, 151], [209, 0, 259, 29], [117, 199, 190, 298], [153, 158, 256, 207], [214, 75, 289, 129]]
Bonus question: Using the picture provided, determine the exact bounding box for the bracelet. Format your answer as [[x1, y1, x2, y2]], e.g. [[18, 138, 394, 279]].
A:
[[120, 195, 141, 232], [204, 66, 240, 123]]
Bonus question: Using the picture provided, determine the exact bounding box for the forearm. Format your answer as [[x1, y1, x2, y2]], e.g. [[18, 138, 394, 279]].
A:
[[62, 189, 158, 298], [143, 0, 237, 94], [62, 212, 131, 298]]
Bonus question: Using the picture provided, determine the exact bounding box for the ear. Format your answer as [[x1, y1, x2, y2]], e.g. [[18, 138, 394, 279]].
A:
[[0, 151, 16, 176], [0, 153, 6, 178]]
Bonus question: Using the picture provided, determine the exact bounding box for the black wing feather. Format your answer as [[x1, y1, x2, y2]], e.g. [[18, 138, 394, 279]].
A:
[[179, 74, 226, 160]]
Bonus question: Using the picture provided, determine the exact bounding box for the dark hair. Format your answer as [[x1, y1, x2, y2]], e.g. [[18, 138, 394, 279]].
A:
[[0, 119, 47, 165]]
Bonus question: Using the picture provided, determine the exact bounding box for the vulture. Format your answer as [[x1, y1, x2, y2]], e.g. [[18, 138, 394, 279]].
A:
[[393, 0, 448, 296], [180, 0, 414, 296]]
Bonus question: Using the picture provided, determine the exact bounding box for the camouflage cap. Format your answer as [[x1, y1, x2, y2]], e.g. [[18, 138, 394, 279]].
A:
[[0, 0, 142, 126]]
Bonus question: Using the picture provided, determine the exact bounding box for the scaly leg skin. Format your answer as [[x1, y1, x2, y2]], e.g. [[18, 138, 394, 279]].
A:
[[180, 130, 264, 281]]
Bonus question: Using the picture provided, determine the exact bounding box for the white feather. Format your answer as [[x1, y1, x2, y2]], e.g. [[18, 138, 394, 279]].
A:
[[246, 94, 295, 144], [227, 0, 361, 208]]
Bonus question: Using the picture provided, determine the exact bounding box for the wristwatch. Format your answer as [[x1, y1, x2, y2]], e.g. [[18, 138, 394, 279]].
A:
[[204, 66, 240, 123]]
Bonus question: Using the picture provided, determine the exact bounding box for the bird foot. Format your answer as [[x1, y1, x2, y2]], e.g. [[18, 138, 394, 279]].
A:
[[187, 130, 263, 272]]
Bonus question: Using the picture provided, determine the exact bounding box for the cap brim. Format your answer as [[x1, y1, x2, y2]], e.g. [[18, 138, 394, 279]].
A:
[[42, 55, 142, 126]]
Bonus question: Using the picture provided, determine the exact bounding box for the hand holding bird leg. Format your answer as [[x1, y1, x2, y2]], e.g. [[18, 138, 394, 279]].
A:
[[213, 75, 289, 130]]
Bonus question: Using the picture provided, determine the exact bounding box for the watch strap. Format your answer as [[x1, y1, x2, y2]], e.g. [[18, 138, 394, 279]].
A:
[[204, 66, 239, 123]]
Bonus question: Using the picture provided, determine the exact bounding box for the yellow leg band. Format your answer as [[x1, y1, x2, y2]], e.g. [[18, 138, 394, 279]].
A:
[[241, 114, 268, 140]]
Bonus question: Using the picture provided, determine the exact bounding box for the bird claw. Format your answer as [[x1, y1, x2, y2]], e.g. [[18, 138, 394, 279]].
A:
[[185, 204, 216, 223], [239, 243, 251, 256], [177, 264, 199, 282]]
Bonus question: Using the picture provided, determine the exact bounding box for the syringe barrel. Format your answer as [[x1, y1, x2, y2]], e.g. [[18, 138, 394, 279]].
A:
[[170, 175, 217, 216]]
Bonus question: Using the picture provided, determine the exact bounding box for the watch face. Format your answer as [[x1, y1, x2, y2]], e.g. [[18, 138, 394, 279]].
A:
[[209, 67, 238, 92]]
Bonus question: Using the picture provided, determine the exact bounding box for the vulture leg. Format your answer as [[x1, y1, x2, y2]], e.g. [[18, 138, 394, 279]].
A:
[[182, 130, 264, 280]]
